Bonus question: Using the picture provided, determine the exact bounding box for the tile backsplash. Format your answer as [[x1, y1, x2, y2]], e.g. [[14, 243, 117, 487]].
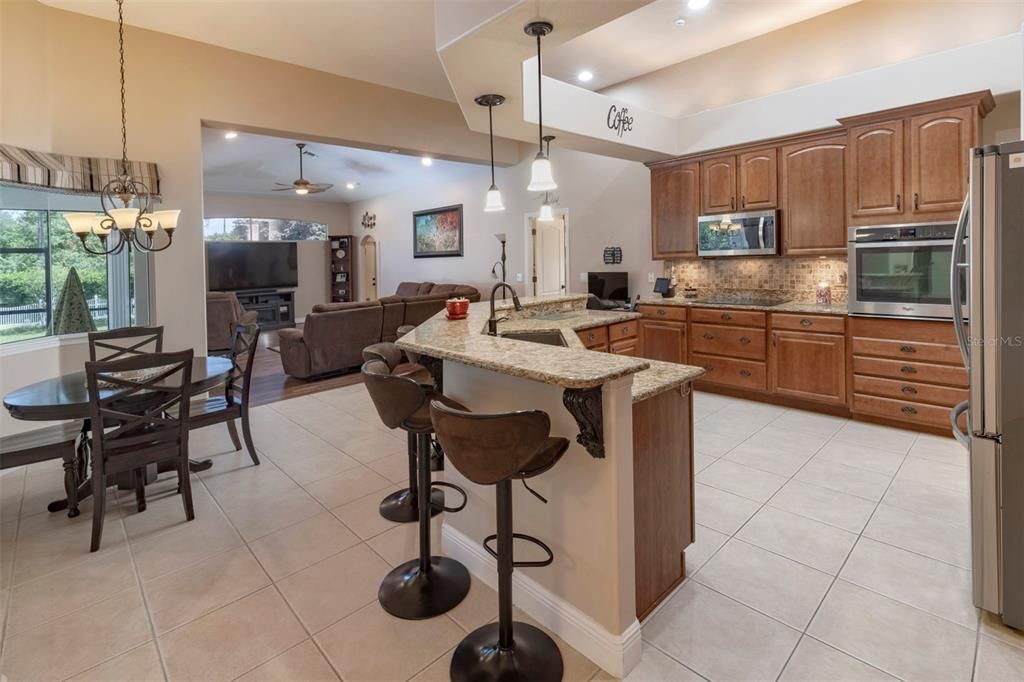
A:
[[668, 257, 849, 304]]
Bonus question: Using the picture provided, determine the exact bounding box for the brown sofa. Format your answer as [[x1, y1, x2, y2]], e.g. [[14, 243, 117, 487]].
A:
[[278, 282, 479, 378], [206, 292, 258, 353]]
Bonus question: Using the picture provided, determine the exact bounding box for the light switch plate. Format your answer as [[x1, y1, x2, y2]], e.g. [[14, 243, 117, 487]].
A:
[[647, 273, 655, 283], [579, 272, 587, 282], [515, 273, 523, 282]]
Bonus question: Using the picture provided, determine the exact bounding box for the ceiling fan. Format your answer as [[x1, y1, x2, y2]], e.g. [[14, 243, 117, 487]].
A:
[[272, 143, 333, 195]]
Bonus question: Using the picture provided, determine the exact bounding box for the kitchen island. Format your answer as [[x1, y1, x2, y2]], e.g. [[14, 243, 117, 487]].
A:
[[397, 295, 702, 677]]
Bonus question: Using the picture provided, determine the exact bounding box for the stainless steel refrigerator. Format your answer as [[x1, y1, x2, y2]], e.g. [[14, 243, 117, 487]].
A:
[[951, 140, 1024, 629]]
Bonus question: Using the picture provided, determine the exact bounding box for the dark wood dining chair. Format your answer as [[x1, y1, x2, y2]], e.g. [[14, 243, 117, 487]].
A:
[[88, 326, 164, 361], [187, 323, 260, 465], [85, 349, 195, 552]]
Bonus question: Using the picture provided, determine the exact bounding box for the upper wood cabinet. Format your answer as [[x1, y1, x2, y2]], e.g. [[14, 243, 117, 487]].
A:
[[650, 161, 699, 259], [780, 134, 847, 256], [909, 107, 975, 216], [847, 119, 904, 222], [701, 156, 737, 214], [738, 149, 778, 211]]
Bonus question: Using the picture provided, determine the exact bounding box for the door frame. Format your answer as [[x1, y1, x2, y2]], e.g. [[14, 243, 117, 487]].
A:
[[523, 208, 569, 297], [359, 234, 380, 301]]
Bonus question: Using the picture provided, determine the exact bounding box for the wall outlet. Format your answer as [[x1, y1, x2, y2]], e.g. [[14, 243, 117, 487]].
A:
[[515, 272, 523, 282], [647, 272, 655, 283], [579, 272, 587, 282]]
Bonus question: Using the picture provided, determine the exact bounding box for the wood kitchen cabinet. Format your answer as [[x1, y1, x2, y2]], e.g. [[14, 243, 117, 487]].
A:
[[651, 161, 699, 259], [738, 148, 778, 210], [847, 119, 905, 222], [770, 329, 847, 405], [701, 155, 737, 214], [909, 107, 975, 216], [780, 135, 847, 255], [639, 320, 687, 364]]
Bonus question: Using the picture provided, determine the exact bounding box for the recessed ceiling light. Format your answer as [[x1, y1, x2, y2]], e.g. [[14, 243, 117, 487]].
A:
[[345, 182, 356, 190], [687, 0, 709, 9], [421, 156, 433, 167], [224, 131, 238, 139], [577, 70, 594, 83], [673, 17, 686, 27]]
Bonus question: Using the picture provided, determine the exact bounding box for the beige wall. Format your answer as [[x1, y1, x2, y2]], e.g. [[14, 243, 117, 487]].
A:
[[202, 192, 352, 317], [603, 0, 1024, 119]]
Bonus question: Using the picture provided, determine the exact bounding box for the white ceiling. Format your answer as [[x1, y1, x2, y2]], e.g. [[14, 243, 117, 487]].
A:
[[543, 0, 861, 92], [40, 0, 456, 102], [201, 128, 484, 203]]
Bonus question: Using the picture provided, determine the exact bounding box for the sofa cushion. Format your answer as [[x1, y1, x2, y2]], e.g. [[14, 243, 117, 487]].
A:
[[430, 284, 459, 296], [395, 282, 425, 297], [416, 282, 435, 295], [312, 300, 380, 313]]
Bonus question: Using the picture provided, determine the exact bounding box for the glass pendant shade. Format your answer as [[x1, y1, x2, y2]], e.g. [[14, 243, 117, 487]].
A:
[[484, 185, 505, 212], [65, 213, 101, 236], [538, 201, 554, 222], [108, 207, 141, 231], [528, 152, 557, 192], [151, 209, 180, 233]]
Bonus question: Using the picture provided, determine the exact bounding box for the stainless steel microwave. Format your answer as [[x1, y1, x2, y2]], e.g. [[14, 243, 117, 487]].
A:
[[848, 222, 965, 320], [697, 210, 778, 257]]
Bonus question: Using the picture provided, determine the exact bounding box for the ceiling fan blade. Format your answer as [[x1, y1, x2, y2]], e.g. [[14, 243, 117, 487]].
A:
[[307, 183, 333, 191], [272, 182, 294, 188], [271, 187, 296, 192]]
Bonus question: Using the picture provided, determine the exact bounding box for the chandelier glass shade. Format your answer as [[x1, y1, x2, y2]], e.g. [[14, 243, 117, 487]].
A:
[[538, 194, 554, 222], [525, 21, 557, 193], [74, 0, 179, 256]]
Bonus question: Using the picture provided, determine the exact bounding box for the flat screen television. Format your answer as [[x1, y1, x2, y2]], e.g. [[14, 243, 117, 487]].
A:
[[206, 242, 298, 291], [588, 272, 629, 302]]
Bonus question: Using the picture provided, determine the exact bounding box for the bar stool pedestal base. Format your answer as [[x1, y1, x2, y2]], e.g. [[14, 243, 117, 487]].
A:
[[378, 556, 469, 620], [450, 622, 564, 682], [378, 488, 443, 523]]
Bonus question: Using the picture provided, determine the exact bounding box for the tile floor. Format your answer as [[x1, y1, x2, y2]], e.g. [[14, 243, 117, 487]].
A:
[[0, 386, 1021, 681]]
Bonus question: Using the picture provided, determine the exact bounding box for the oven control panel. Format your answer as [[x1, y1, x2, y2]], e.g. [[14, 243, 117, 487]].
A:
[[851, 222, 957, 243]]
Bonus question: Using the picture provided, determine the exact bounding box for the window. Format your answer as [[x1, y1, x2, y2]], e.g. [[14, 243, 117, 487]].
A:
[[0, 208, 135, 345], [203, 217, 327, 241]]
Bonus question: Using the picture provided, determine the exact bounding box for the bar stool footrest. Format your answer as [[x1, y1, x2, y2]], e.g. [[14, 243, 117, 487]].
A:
[[483, 532, 554, 568], [429, 481, 467, 513]]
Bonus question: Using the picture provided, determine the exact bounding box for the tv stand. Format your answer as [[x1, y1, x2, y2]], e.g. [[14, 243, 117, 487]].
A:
[[235, 290, 295, 331]]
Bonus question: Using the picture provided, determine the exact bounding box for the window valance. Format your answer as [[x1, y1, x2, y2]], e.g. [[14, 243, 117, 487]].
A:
[[0, 144, 160, 197]]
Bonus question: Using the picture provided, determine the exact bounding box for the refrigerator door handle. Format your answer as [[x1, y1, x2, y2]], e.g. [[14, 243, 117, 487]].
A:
[[951, 194, 970, 368], [950, 399, 970, 449]]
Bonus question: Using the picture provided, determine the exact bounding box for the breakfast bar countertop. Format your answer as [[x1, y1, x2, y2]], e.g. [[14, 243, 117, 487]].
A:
[[397, 294, 703, 399]]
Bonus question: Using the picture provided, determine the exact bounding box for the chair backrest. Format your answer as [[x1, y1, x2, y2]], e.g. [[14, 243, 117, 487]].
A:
[[88, 326, 164, 361], [430, 401, 553, 486], [225, 322, 259, 406], [362, 342, 402, 371], [361, 360, 426, 429], [85, 349, 193, 476]]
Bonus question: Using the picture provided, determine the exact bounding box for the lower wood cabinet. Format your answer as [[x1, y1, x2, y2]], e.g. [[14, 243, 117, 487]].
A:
[[769, 329, 846, 405], [639, 319, 687, 364], [610, 337, 639, 356]]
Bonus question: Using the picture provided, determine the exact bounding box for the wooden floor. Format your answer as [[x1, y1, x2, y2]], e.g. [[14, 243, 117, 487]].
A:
[[247, 328, 363, 406]]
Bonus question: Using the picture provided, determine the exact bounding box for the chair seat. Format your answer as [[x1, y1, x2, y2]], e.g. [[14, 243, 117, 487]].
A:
[[393, 363, 433, 385], [187, 396, 241, 425], [516, 437, 570, 479], [0, 423, 79, 469], [403, 393, 467, 432]]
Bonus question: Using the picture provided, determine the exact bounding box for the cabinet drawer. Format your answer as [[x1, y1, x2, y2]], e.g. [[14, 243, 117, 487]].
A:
[[853, 393, 965, 430], [690, 308, 765, 328], [691, 324, 766, 360], [609, 320, 638, 341], [610, 337, 639, 356], [577, 326, 608, 349], [852, 337, 962, 364], [853, 356, 968, 387], [691, 352, 767, 391], [853, 375, 967, 408], [638, 305, 687, 322], [772, 313, 845, 334]]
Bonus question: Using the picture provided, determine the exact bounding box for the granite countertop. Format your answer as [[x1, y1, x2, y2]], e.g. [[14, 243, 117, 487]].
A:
[[637, 296, 848, 316], [397, 295, 703, 400]]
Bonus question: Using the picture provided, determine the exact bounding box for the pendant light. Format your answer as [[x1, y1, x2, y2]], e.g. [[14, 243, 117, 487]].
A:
[[474, 94, 506, 212], [537, 135, 555, 221], [524, 21, 557, 192], [70, 0, 179, 255]]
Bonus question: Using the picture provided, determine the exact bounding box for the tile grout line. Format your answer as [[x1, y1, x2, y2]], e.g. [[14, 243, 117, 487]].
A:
[[0, 471, 26, 669], [123, 513, 172, 682]]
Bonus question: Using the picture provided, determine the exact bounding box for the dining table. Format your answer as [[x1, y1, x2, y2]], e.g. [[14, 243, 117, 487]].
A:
[[3, 356, 233, 517]]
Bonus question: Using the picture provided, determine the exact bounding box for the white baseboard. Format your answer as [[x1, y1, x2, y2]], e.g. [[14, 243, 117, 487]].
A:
[[442, 523, 643, 678]]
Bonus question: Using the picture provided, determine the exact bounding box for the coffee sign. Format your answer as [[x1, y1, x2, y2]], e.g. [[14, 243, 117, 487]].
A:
[[606, 105, 634, 138]]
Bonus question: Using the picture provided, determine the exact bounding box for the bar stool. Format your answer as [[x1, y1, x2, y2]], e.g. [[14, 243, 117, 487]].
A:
[[362, 360, 470, 619], [361, 343, 442, 523], [396, 324, 420, 364], [430, 401, 568, 682]]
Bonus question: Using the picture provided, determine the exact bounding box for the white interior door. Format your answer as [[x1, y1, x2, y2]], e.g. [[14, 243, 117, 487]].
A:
[[360, 236, 378, 300], [531, 216, 566, 296]]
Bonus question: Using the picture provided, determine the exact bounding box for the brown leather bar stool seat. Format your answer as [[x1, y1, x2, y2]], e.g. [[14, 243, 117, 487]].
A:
[[361, 343, 441, 523], [362, 360, 470, 619], [396, 325, 421, 364], [431, 402, 568, 682]]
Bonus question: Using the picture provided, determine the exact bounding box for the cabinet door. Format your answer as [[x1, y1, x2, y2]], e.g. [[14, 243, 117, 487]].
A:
[[651, 162, 699, 259], [780, 135, 847, 255], [738, 149, 778, 210], [848, 120, 904, 223], [701, 156, 736, 214], [909, 107, 975, 217], [610, 337, 639, 357], [639, 320, 686, 364], [770, 330, 847, 405]]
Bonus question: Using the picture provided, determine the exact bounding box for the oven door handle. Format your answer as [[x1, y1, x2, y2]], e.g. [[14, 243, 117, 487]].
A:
[[951, 194, 970, 368]]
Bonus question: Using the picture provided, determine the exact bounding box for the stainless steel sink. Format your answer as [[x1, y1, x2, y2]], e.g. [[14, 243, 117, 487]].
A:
[[499, 331, 568, 347]]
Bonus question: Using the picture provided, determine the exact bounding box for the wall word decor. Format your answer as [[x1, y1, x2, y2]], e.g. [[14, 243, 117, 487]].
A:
[[606, 105, 634, 138], [603, 246, 623, 265]]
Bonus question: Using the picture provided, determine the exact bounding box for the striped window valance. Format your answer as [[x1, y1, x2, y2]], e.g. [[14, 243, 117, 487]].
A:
[[0, 144, 160, 197]]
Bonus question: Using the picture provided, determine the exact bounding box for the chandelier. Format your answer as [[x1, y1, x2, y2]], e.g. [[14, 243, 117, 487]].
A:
[[67, 0, 178, 255]]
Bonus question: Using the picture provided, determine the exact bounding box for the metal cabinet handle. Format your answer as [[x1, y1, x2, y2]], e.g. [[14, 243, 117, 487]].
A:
[[900, 345, 917, 354], [896, 193, 902, 211], [741, 195, 746, 208], [914, 193, 919, 210], [704, 365, 715, 372], [739, 369, 752, 377], [622, 326, 629, 333], [901, 406, 918, 415], [740, 337, 751, 345], [587, 333, 596, 341], [703, 333, 714, 340], [731, 196, 736, 210], [901, 385, 918, 395], [800, 318, 812, 327], [656, 309, 666, 316], [721, 313, 732, 321], [900, 365, 917, 374]]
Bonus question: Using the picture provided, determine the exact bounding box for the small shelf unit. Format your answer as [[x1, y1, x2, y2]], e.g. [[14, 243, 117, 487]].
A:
[[329, 235, 356, 303]]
